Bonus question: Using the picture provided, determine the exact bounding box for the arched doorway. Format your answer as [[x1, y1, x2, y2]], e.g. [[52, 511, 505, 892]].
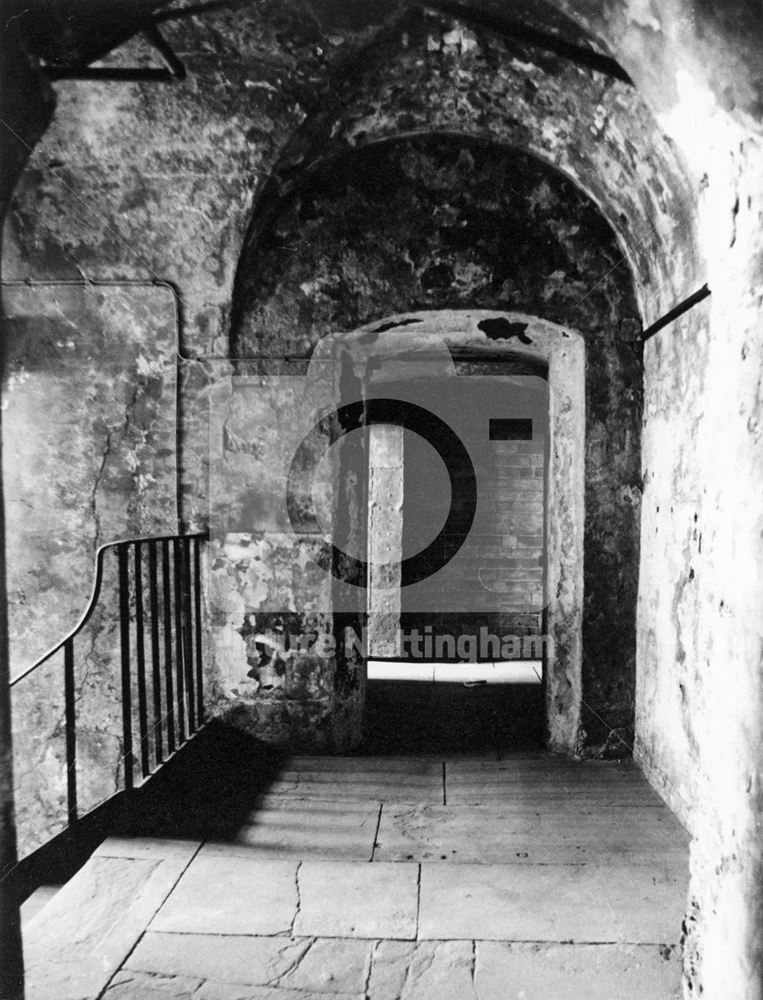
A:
[[211, 135, 641, 756]]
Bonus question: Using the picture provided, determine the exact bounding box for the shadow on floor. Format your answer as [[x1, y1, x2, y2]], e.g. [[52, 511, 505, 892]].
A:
[[14, 683, 544, 900], [360, 681, 545, 756], [131, 681, 545, 841], [121, 722, 290, 841], [13, 722, 288, 904]]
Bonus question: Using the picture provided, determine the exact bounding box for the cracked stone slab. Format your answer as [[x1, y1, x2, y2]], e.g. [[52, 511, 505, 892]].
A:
[[150, 855, 297, 935], [474, 941, 682, 999], [20, 885, 62, 927], [24, 851, 196, 1000], [275, 936, 373, 994], [125, 931, 372, 993], [374, 803, 688, 864], [282, 768, 441, 785], [196, 989, 363, 1000], [294, 861, 419, 939], [105, 970, 203, 999], [257, 779, 300, 797], [107, 968, 364, 999], [419, 862, 687, 943], [362, 941, 417, 1000], [196, 987, 363, 1000], [368, 940, 477, 1000]]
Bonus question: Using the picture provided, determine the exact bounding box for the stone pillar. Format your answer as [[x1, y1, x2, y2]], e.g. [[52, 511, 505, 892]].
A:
[[366, 424, 404, 658]]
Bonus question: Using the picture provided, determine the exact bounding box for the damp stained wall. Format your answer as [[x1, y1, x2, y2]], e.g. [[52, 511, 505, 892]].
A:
[[633, 111, 763, 996], [1, 284, 178, 853]]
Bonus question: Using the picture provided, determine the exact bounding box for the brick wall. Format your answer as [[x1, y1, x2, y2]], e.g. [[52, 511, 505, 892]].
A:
[[399, 377, 546, 658]]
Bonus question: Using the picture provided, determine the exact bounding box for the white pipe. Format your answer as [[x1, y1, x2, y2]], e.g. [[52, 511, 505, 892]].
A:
[[367, 660, 542, 684]]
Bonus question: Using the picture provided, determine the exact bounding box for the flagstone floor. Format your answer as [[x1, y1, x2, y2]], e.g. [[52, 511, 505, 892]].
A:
[[23, 752, 689, 999]]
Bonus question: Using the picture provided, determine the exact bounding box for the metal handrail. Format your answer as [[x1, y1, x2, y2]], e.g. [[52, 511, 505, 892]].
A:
[[10, 532, 207, 829], [9, 533, 204, 687]]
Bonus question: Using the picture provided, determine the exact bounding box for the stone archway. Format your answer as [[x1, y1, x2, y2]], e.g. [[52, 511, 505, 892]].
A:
[[222, 136, 642, 756]]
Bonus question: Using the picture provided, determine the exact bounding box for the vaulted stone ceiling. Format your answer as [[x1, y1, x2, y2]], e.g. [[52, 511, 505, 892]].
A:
[[8, 0, 762, 131], [4, 0, 706, 343]]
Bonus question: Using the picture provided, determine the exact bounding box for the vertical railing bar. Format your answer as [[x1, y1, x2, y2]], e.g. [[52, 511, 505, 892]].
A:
[[193, 537, 204, 725], [134, 541, 150, 778], [118, 546, 134, 792], [148, 541, 163, 767], [162, 539, 176, 754], [180, 537, 196, 734], [172, 538, 187, 743], [63, 638, 78, 824]]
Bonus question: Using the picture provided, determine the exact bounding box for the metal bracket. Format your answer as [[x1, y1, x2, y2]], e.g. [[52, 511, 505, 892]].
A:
[[642, 284, 711, 342]]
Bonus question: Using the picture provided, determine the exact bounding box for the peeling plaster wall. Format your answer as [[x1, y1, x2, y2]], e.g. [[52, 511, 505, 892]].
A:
[[204, 358, 354, 751], [233, 137, 638, 353], [634, 114, 763, 997], [545, 0, 763, 138], [523, 2, 763, 996], [1, 284, 178, 668], [1, 283, 178, 854]]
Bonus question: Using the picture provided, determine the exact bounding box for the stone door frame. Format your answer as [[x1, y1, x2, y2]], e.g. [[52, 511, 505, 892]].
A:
[[336, 310, 586, 754]]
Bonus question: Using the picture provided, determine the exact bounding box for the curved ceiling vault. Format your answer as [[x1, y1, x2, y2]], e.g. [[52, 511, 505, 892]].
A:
[[231, 2, 702, 331], [4, 0, 706, 339]]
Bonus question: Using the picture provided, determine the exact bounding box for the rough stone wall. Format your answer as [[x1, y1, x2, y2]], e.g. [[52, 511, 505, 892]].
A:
[[634, 114, 763, 997], [233, 138, 635, 353], [1, 283, 178, 854], [12, 549, 125, 854], [501, 2, 763, 995], [2, 284, 178, 667], [547, 0, 762, 137], [203, 359, 353, 751], [229, 4, 700, 331]]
